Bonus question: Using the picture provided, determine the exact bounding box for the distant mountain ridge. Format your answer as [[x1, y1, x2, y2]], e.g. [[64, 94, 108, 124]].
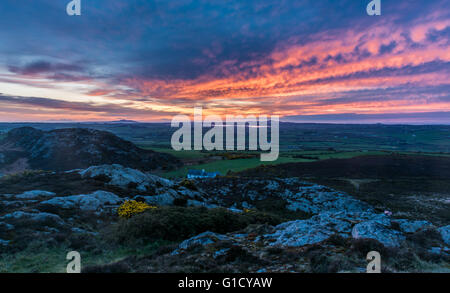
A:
[[0, 127, 181, 172], [108, 119, 139, 123]]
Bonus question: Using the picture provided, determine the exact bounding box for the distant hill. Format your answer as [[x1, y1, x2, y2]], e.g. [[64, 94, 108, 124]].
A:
[[0, 127, 181, 173], [239, 154, 450, 179], [108, 119, 139, 123]]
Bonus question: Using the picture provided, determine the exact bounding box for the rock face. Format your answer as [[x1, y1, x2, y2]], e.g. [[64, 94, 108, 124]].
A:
[[282, 185, 373, 214], [173, 231, 230, 254], [134, 192, 178, 206], [0, 211, 64, 226], [438, 225, 450, 245], [0, 127, 181, 171], [0, 164, 447, 258], [264, 211, 392, 247], [264, 219, 337, 247], [393, 219, 433, 233], [80, 164, 173, 191], [0, 222, 14, 231], [352, 221, 405, 247], [194, 178, 374, 215], [41, 190, 122, 211], [15, 190, 56, 199]]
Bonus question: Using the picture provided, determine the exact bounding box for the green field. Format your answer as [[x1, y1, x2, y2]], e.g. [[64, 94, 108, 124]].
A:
[[1, 122, 449, 178], [162, 156, 311, 178], [140, 146, 450, 178], [137, 145, 207, 159], [140, 148, 389, 178]]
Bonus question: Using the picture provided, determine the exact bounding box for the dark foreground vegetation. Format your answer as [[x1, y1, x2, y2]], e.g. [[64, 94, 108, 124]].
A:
[[239, 154, 450, 225], [0, 124, 449, 273]]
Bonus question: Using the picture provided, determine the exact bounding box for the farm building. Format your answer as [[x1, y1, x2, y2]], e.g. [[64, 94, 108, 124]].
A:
[[187, 169, 220, 179]]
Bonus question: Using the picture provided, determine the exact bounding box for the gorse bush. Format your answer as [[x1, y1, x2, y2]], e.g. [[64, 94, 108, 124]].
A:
[[111, 206, 285, 243], [178, 179, 197, 190], [117, 200, 156, 219]]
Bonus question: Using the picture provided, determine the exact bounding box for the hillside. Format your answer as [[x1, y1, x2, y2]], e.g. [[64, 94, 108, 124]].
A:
[[237, 154, 450, 225], [0, 127, 181, 173], [0, 164, 448, 272]]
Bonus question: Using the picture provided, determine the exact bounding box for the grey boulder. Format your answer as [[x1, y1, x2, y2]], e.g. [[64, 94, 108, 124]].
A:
[[41, 190, 122, 211], [438, 225, 450, 245], [352, 220, 405, 247], [15, 190, 56, 199], [79, 164, 173, 191], [0, 211, 64, 226], [393, 219, 433, 233]]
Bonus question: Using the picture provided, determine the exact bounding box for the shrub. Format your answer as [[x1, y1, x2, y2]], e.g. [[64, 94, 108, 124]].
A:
[[349, 238, 386, 257], [82, 262, 131, 273], [325, 234, 349, 247], [117, 200, 156, 219], [178, 179, 197, 191], [68, 234, 98, 251], [307, 250, 330, 273], [111, 206, 284, 243], [407, 228, 443, 248], [173, 198, 188, 207], [224, 246, 260, 263]]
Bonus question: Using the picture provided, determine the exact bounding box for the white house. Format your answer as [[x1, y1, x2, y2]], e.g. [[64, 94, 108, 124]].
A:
[[187, 169, 220, 179]]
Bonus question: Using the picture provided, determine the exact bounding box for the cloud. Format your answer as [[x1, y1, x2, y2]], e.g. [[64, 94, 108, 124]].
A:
[[282, 112, 450, 124], [0, 94, 178, 121], [8, 61, 84, 75], [7, 60, 92, 83], [0, 0, 448, 122]]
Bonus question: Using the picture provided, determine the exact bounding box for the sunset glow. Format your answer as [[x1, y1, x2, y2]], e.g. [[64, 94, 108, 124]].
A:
[[0, 0, 449, 123]]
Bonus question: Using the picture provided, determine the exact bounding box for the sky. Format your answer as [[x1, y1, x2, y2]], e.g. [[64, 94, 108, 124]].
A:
[[0, 0, 449, 123]]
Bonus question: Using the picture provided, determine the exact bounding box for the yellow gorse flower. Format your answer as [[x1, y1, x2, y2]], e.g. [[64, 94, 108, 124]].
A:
[[117, 200, 156, 218]]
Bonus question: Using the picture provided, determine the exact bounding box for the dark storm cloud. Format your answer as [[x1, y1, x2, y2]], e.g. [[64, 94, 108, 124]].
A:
[[282, 112, 450, 124], [8, 61, 84, 75], [0, 0, 448, 122], [1, 0, 444, 81]]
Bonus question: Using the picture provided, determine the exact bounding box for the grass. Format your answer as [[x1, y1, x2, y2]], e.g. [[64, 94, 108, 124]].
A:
[[137, 145, 207, 159], [158, 149, 396, 178], [0, 240, 169, 273], [162, 156, 313, 178], [156, 147, 450, 179], [110, 206, 286, 243]]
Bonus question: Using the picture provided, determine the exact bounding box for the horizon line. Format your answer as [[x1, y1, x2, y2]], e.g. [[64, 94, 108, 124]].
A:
[[1, 121, 450, 126]]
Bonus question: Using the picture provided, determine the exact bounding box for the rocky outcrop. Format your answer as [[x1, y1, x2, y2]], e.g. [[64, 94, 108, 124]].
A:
[[0, 211, 64, 226], [352, 220, 405, 247], [41, 190, 122, 211], [0, 127, 181, 172], [0, 165, 448, 259], [187, 200, 220, 209], [0, 222, 14, 231], [393, 219, 433, 233], [263, 211, 394, 247], [79, 164, 173, 191], [172, 231, 230, 255], [264, 219, 338, 247], [15, 190, 56, 199], [134, 191, 178, 206], [438, 225, 450, 245], [280, 183, 373, 214]]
